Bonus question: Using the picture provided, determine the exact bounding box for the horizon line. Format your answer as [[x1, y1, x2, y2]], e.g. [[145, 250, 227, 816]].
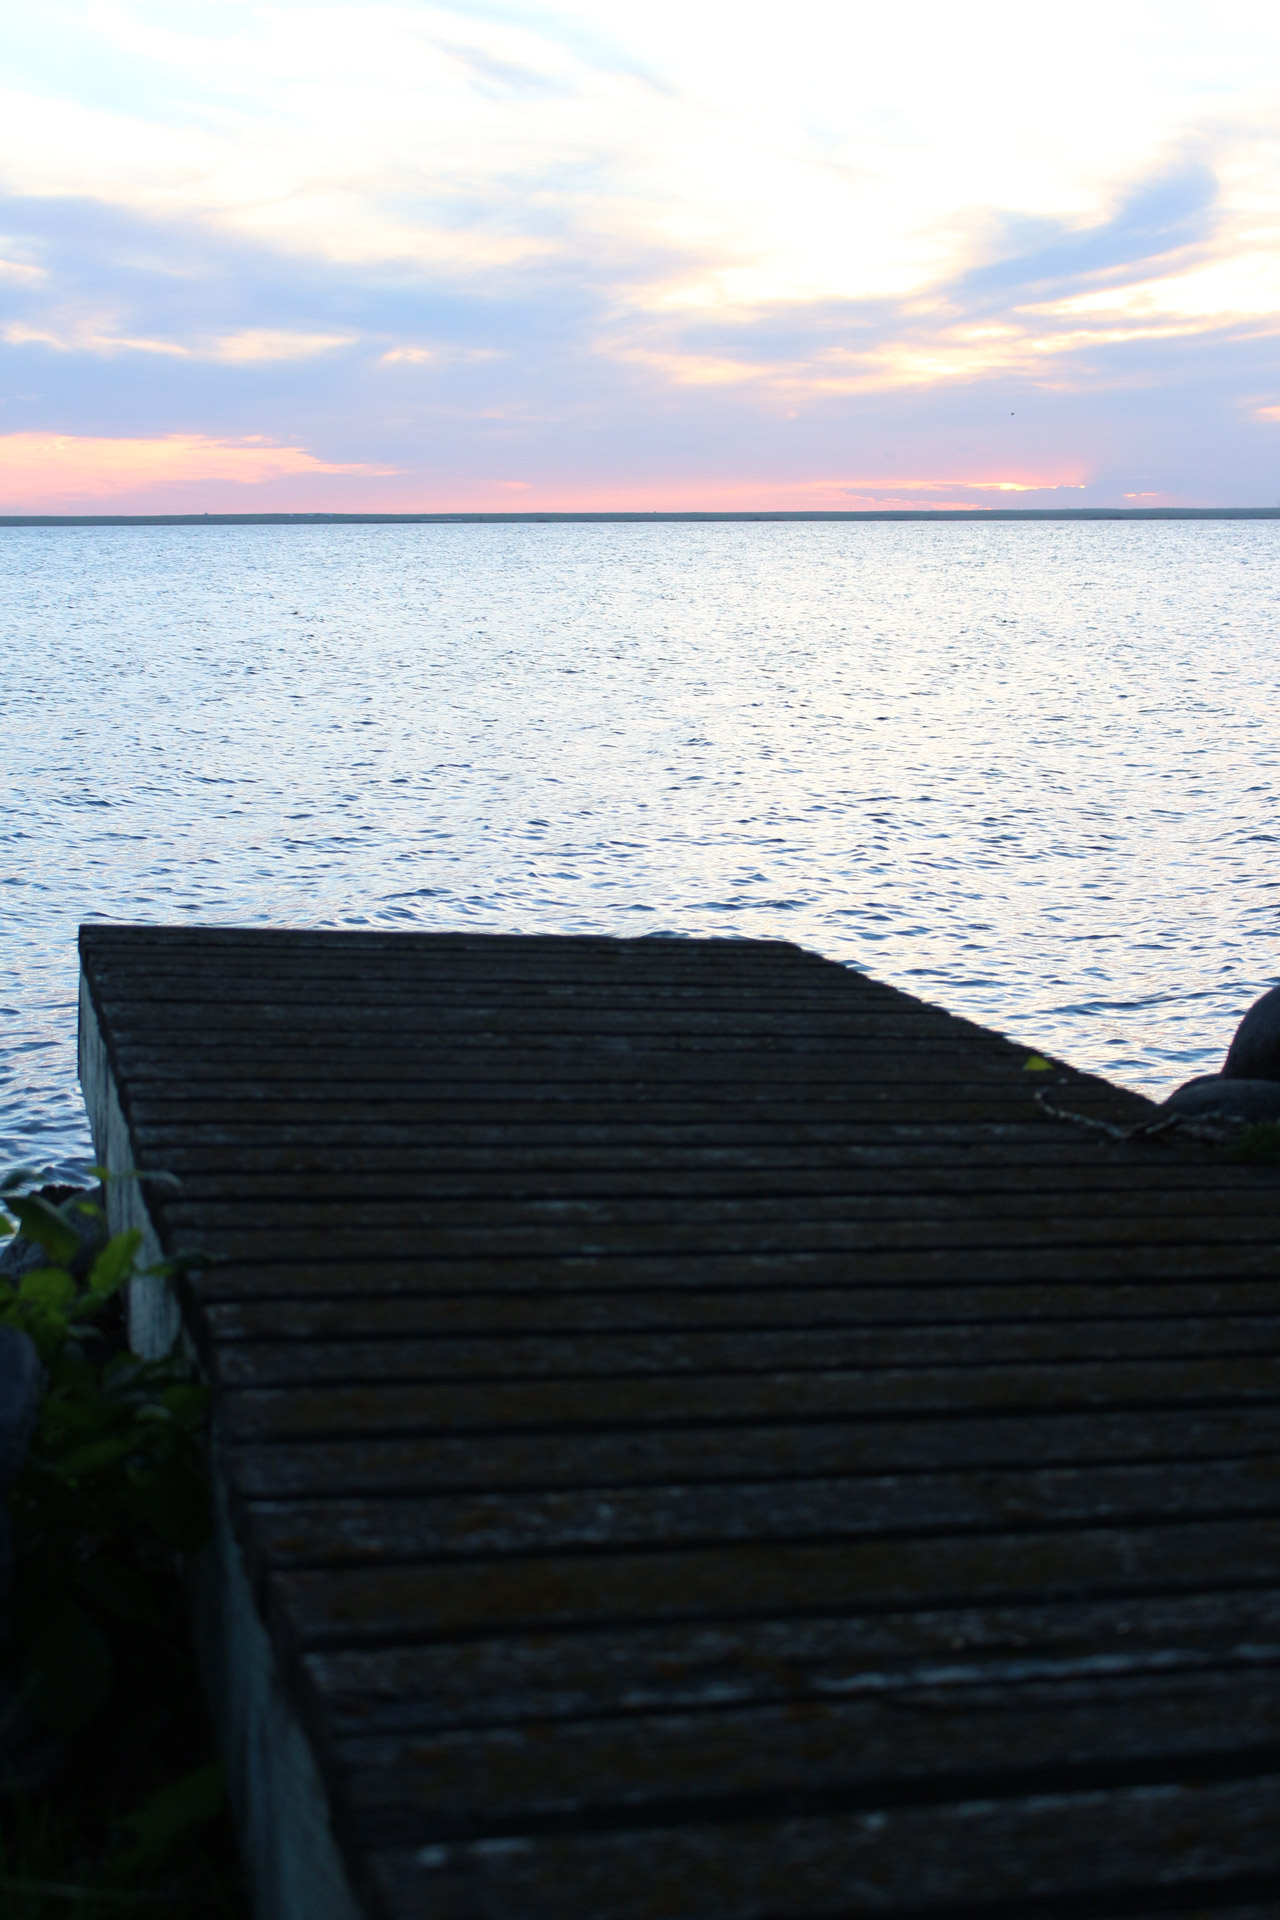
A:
[[2, 507, 1280, 528]]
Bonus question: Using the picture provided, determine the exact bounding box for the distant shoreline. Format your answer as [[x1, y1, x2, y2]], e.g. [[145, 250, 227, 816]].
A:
[[2, 507, 1279, 528]]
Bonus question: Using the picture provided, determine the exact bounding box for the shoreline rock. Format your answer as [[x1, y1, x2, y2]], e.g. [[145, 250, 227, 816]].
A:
[[1223, 983, 1280, 1081], [1159, 1074, 1280, 1123], [1162, 982, 1280, 1124]]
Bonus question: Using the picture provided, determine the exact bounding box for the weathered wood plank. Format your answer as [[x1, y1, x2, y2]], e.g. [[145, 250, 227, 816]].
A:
[[244, 1454, 1280, 1569], [229, 1408, 1280, 1499], [203, 1280, 1280, 1346], [102, 1003, 997, 1038], [169, 1216, 1280, 1273], [166, 1201, 1280, 1260], [133, 1119, 1153, 1154], [186, 1244, 1280, 1309], [338, 1664, 1280, 1847], [273, 1517, 1280, 1647], [216, 1357, 1280, 1444], [180, 1185, 1271, 1231], [365, 1777, 1280, 1919], [305, 1586, 1280, 1736], [211, 1319, 1280, 1393], [125, 1152, 1259, 1205], [159, 1164, 1276, 1209]]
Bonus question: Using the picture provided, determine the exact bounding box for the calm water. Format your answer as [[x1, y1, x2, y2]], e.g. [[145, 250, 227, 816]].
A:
[[3, 520, 1279, 1181]]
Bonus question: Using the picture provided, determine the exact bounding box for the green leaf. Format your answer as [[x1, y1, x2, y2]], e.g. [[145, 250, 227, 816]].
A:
[[103, 1351, 149, 1390], [112, 1763, 224, 1877], [54, 1434, 137, 1480], [19, 1267, 78, 1313], [88, 1229, 143, 1297], [7, 1194, 81, 1264], [1, 1164, 41, 1193], [1024, 1053, 1054, 1072], [159, 1383, 211, 1425]]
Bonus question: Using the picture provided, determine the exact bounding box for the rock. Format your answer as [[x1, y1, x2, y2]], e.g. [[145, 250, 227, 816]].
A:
[[0, 1184, 105, 1284], [1223, 984, 1280, 1080], [0, 1233, 52, 1283], [1160, 1075, 1280, 1123]]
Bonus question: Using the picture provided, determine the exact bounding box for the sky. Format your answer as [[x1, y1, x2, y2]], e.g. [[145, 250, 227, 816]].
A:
[[2, 1, 1280, 511]]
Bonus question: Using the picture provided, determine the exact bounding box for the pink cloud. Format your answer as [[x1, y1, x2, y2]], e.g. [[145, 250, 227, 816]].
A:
[[0, 432, 396, 511], [0, 438, 1087, 514]]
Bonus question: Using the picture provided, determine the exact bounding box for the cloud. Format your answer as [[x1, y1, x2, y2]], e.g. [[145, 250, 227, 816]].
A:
[[208, 329, 356, 363], [2, 4, 1280, 504], [0, 431, 396, 508], [956, 163, 1224, 305], [1, 316, 357, 360]]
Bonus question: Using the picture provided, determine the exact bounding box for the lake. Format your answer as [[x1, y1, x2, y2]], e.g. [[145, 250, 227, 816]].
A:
[[3, 518, 1278, 1180]]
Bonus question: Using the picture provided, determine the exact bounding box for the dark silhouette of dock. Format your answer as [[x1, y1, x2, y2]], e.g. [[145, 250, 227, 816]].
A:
[[79, 923, 1280, 1919]]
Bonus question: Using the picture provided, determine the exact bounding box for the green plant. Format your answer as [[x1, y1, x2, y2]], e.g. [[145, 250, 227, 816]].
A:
[[1, 1170, 211, 1739], [0, 1761, 230, 1916], [0, 1169, 243, 1913]]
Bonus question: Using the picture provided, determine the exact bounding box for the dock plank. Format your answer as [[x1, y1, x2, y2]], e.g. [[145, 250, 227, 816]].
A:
[[367, 1778, 1280, 1920], [78, 924, 1280, 1920]]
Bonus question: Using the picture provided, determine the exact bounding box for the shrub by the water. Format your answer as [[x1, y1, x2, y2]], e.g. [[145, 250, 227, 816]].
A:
[[0, 1170, 247, 1917]]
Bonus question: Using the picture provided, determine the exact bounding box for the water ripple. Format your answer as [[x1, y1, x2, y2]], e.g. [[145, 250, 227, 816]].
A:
[[2, 519, 1278, 1178]]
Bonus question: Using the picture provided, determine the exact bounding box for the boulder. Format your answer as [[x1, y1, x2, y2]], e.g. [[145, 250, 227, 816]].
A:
[[1160, 1075, 1280, 1123], [1223, 984, 1280, 1080]]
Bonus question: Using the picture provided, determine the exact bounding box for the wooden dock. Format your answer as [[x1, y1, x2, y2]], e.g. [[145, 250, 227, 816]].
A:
[[78, 924, 1280, 1920]]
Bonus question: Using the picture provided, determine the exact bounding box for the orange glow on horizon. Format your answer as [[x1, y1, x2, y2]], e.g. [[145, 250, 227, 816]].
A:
[[0, 432, 396, 509], [0, 435, 1087, 514]]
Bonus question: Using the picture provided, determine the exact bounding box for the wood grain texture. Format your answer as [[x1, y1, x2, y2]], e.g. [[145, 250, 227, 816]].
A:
[[79, 923, 1280, 1920]]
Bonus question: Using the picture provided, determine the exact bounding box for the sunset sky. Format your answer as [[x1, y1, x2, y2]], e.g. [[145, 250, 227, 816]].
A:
[[2, 1, 1280, 511]]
